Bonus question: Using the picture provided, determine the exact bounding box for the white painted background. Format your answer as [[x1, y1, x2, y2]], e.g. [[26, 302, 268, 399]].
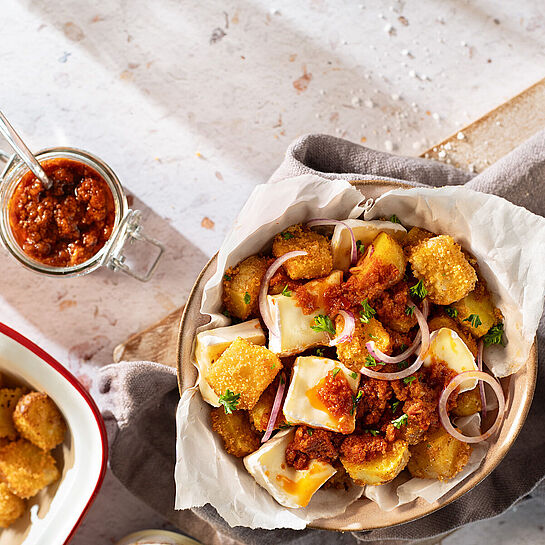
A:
[[1, 1, 544, 543]]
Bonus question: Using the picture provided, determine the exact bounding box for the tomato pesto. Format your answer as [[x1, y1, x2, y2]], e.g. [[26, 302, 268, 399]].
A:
[[8, 158, 115, 267]]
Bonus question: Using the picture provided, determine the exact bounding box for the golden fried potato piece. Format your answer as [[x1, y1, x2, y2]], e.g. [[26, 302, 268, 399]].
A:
[[348, 232, 406, 298], [402, 226, 434, 256], [452, 281, 498, 337], [408, 427, 471, 481], [206, 337, 282, 410], [336, 317, 392, 373], [0, 482, 25, 528], [0, 439, 60, 499], [452, 387, 482, 417], [248, 381, 287, 432], [341, 439, 409, 486], [13, 393, 66, 451], [409, 235, 477, 305], [223, 256, 268, 320], [428, 314, 478, 357], [0, 388, 25, 440], [272, 224, 333, 280], [210, 407, 261, 457]]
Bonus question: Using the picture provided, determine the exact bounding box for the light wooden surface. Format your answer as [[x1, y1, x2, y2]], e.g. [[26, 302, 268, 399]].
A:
[[112, 77, 545, 367]]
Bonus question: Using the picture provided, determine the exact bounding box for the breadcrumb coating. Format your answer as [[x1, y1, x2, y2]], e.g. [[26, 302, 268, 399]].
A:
[[409, 235, 477, 305], [0, 388, 25, 440], [210, 408, 260, 457], [0, 439, 60, 499], [272, 224, 333, 280], [335, 317, 392, 373], [206, 337, 282, 410], [0, 482, 25, 528], [13, 392, 66, 451]]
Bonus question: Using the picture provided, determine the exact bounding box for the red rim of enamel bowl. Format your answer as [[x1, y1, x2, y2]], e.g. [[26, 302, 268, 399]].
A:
[[0, 321, 108, 544]]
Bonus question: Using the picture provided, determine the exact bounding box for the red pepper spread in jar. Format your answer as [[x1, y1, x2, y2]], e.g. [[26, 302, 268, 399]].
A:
[[9, 158, 115, 267]]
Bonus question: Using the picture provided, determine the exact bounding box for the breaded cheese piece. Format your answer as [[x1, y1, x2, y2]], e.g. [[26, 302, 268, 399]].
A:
[[422, 328, 478, 392], [244, 428, 336, 508], [0, 439, 60, 499], [283, 356, 360, 434], [267, 271, 342, 356], [13, 392, 66, 451], [272, 224, 333, 280], [332, 219, 406, 271], [0, 388, 25, 440], [195, 319, 266, 406], [0, 482, 25, 528], [206, 337, 281, 410], [335, 317, 392, 373], [409, 235, 477, 305], [210, 407, 261, 457]]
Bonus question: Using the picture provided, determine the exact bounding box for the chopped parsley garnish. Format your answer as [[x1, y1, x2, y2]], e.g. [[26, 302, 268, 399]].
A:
[[359, 298, 376, 323], [281, 284, 292, 297], [311, 314, 336, 335], [445, 307, 458, 318], [223, 273, 232, 281], [332, 368, 341, 378], [364, 355, 377, 367], [403, 376, 416, 385], [350, 371, 359, 379], [389, 214, 401, 224], [391, 413, 408, 429], [364, 355, 385, 368], [399, 343, 407, 351], [281, 231, 294, 240], [391, 400, 401, 414], [464, 314, 482, 328], [218, 389, 240, 414], [307, 428, 313, 436], [279, 422, 293, 430], [356, 240, 365, 254], [405, 305, 415, 316], [270, 364, 276, 370], [351, 391, 364, 415], [315, 348, 325, 357], [483, 322, 505, 347], [243, 292, 251, 304], [369, 333, 379, 340], [364, 429, 380, 436], [222, 309, 231, 318], [409, 279, 428, 299], [397, 360, 409, 369]]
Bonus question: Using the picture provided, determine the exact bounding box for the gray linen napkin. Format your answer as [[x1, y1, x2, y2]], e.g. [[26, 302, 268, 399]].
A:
[[98, 132, 545, 545]]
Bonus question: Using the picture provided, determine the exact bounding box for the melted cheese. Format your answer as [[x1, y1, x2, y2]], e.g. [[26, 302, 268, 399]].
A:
[[422, 328, 478, 392], [195, 319, 266, 405], [331, 219, 406, 271], [283, 356, 360, 433], [267, 271, 342, 356], [243, 428, 336, 508]]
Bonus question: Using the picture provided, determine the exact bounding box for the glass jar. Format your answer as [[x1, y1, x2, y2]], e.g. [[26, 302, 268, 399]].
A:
[[0, 147, 164, 281]]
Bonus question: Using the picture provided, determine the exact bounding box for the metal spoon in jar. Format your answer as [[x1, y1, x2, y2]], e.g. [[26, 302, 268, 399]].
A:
[[0, 110, 53, 190]]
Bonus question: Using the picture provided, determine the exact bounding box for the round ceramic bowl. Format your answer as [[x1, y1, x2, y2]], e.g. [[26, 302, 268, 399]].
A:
[[176, 180, 537, 531], [0, 322, 107, 544]]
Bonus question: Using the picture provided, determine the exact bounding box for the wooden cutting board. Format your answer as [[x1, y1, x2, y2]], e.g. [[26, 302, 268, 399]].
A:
[[112, 77, 545, 367]]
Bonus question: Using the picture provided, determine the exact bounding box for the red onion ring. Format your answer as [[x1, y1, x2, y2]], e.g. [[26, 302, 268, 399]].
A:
[[261, 372, 286, 443], [307, 218, 357, 265], [330, 310, 355, 346], [439, 370, 505, 443], [477, 340, 488, 419], [258, 250, 307, 333], [360, 299, 430, 380]]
